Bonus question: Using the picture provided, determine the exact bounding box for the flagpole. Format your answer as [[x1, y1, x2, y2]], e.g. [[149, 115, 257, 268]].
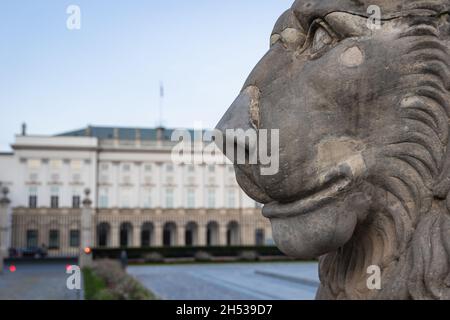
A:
[[159, 82, 164, 127]]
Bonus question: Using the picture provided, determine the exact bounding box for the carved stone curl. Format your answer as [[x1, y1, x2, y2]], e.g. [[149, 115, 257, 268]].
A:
[[217, 0, 450, 300]]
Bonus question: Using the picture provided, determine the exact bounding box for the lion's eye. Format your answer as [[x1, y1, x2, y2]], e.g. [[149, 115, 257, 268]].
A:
[[311, 26, 333, 53]]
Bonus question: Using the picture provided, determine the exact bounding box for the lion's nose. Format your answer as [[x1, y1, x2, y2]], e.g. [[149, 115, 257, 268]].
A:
[[215, 87, 260, 163]]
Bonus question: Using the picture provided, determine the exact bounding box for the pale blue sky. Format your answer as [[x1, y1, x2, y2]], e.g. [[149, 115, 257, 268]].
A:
[[0, 0, 293, 151]]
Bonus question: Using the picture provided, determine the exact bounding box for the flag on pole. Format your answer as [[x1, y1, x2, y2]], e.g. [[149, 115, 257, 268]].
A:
[[159, 81, 164, 127]]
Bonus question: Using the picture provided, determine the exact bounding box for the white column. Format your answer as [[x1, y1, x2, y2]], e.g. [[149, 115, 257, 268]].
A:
[[136, 163, 142, 208], [79, 189, 94, 268], [0, 187, 12, 274], [218, 164, 225, 208], [178, 164, 184, 209], [133, 224, 141, 248], [114, 162, 120, 208], [198, 223, 207, 247], [111, 224, 119, 247], [154, 222, 163, 247], [156, 163, 163, 208], [219, 224, 228, 246], [177, 224, 185, 247], [200, 164, 206, 208]]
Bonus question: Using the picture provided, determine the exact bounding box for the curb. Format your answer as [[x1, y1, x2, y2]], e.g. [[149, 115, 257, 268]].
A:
[[255, 270, 320, 288]]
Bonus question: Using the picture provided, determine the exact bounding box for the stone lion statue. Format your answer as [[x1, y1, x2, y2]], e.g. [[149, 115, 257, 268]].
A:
[[216, 0, 450, 299]]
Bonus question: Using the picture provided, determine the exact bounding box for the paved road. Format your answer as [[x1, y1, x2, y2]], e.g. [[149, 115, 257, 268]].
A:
[[128, 262, 319, 300], [0, 261, 82, 300]]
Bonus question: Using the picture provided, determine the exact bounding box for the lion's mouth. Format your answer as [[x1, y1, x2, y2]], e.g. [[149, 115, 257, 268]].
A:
[[233, 152, 366, 219], [262, 177, 352, 219]]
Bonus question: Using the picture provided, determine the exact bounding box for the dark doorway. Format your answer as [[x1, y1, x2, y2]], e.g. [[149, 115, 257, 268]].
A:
[[120, 223, 132, 247], [141, 222, 153, 247], [97, 223, 110, 247], [163, 222, 176, 247]]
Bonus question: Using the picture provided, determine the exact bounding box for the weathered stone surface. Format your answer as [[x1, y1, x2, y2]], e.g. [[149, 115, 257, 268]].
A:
[[217, 0, 450, 300]]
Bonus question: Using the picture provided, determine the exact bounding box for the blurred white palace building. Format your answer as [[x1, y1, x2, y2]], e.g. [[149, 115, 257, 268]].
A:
[[0, 126, 272, 257]]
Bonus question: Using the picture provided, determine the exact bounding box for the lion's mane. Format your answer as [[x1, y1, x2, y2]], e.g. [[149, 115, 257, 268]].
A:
[[317, 14, 450, 300]]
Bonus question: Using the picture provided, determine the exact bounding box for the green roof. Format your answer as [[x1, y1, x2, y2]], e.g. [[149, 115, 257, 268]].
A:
[[56, 126, 207, 141]]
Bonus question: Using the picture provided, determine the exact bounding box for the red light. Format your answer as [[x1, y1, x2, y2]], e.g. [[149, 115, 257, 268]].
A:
[[84, 247, 91, 254], [9, 265, 16, 273], [66, 265, 72, 271]]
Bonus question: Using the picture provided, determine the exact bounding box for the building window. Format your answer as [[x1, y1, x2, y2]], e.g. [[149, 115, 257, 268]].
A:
[[71, 160, 83, 170], [28, 159, 41, 170], [29, 196, 38, 208], [255, 229, 265, 246], [207, 189, 216, 208], [143, 188, 152, 208], [121, 188, 131, 208], [208, 165, 215, 173], [227, 189, 236, 208], [72, 196, 81, 209], [144, 164, 152, 172], [166, 164, 174, 172], [187, 165, 195, 173], [100, 163, 109, 171], [70, 230, 80, 247], [49, 230, 60, 249], [97, 223, 110, 247], [51, 174, 60, 182], [51, 196, 59, 209], [26, 230, 38, 248], [166, 188, 174, 208], [187, 189, 195, 209], [50, 159, 62, 170], [29, 187, 38, 208], [228, 165, 235, 173], [122, 164, 131, 172], [99, 190, 108, 208]]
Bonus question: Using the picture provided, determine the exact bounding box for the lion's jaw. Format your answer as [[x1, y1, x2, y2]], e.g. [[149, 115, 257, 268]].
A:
[[259, 145, 373, 260]]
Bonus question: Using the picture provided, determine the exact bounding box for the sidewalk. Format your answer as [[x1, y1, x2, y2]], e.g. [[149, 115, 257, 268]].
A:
[[129, 262, 319, 300]]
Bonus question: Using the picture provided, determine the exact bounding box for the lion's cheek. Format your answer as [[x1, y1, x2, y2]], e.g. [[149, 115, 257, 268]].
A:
[[269, 193, 368, 259]]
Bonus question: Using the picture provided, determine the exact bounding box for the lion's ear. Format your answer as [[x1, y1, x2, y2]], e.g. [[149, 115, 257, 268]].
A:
[[325, 12, 372, 38]]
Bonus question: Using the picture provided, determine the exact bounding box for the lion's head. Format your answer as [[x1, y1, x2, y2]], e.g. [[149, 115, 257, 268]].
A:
[[217, 0, 450, 299]]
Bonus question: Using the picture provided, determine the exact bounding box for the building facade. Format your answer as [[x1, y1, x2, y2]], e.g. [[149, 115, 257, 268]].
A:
[[0, 126, 272, 257]]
